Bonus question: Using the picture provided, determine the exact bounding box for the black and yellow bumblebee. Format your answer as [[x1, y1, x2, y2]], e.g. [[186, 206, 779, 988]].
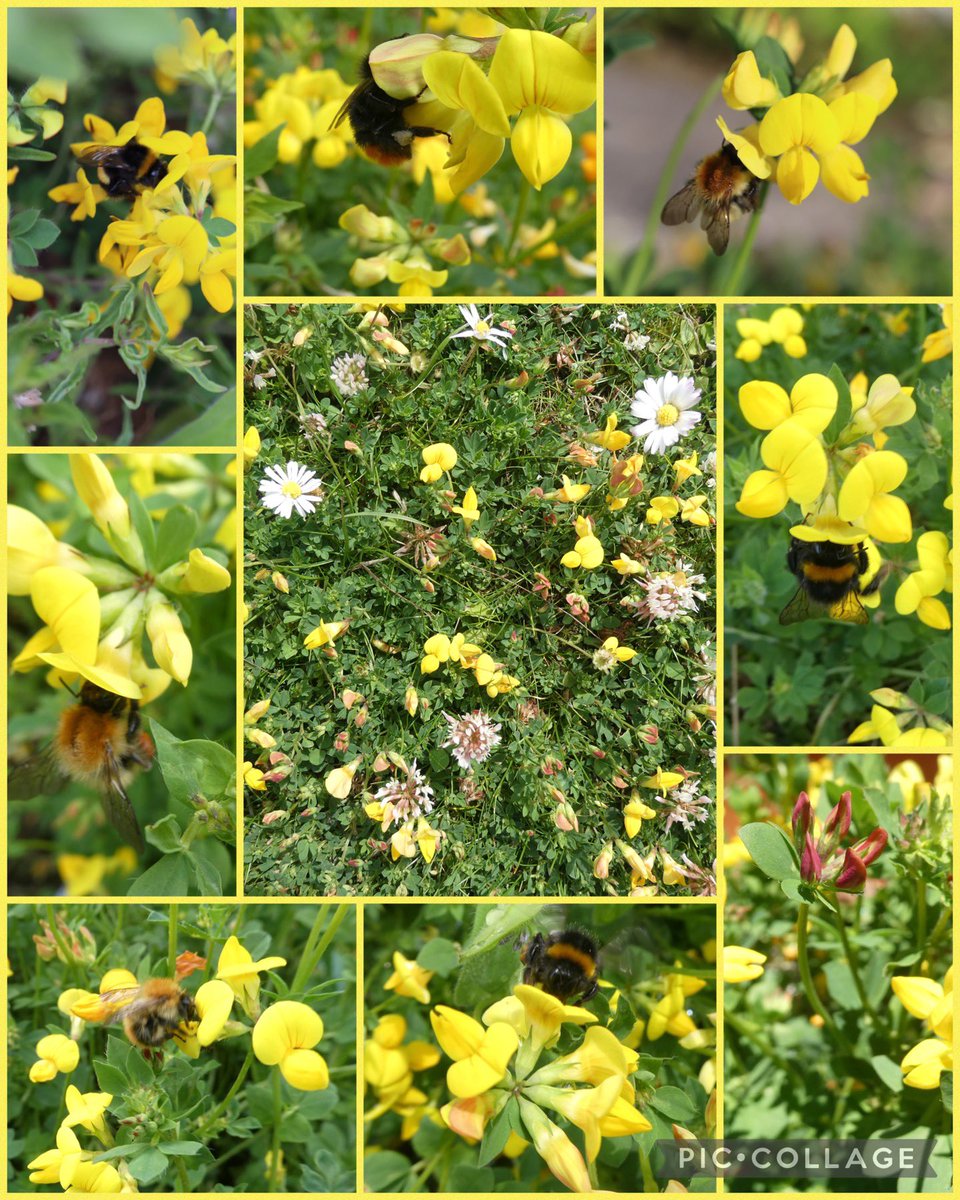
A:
[[780, 534, 886, 626], [661, 141, 761, 256], [332, 48, 451, 167], [519, 928, 600, 1004], [72, 138, 167, 200]]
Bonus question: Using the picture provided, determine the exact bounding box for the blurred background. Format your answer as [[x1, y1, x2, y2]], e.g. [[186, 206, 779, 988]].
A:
[[604, 8, 952, 296]]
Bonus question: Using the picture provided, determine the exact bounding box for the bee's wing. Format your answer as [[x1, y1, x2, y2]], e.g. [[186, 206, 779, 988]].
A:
[[8, 746, 67, 800], [661, 181, 701, 226], [73, 143, 120, 166], [97, 986, 144, 1024], [779, 585, 819, 626], [331, 80, 370, 131], [100, 744, 146, 855], [701, 203, 731, 256], [827, 590, 869, 626]]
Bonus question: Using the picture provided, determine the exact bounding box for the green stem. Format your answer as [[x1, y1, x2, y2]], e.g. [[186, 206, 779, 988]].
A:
[[831, 903, 876, 1019], [291, 904, 347, 995], [198, 1049, 254, 1134], [915, 879, 927, 955], [176, 1160, 190, 1192], [621, 74, 724, 295], [638, 1145, 657, 1192], [168, 904, 179, 978], [719, 183, 767, 296], [504, 177, 531, 260], [269, 1068, 283, 1191], [796, 903, 836, 1031], [200, 87, 223, 137]]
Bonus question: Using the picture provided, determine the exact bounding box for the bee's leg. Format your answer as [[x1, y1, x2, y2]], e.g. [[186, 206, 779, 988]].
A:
[[407, 125, 452, 144], [580, 978, 600, 1003]]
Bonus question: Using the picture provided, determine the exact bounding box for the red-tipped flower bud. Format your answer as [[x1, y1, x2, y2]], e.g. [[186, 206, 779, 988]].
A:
[[834, 848, 867, 892], [800, 831, 822, 883]]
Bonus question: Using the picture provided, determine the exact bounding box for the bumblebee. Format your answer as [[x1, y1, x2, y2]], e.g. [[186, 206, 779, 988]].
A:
[[780, 535, 885, 626], [519, 928, 600, 1004], [332, 51, 451, 166], [99, 978, 199, 1053], [661, 142, 761, 256], [73, 138, 166, 200], [9, 682, 153, 853]]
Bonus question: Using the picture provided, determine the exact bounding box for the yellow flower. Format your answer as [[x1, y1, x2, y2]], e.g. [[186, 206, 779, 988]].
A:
[[723, 945, 767, 984], [601, 635, 635, 663], [611, 552, 643, 576], [561, 516, 604, 570], [324, 755, 362, 799], [421, 632, 452, 673], [450, 485, 480, 529], [304, 620, 348, 651], [70, 454, 133, 543], [722, 50, 781, 110], [848, 374, 915, 435], [758, 93, 842, 204], [518, 1098, 592, 1192], [895, 531, 951, 629], [526, 1075, 623, 1162], [243, 426, 261, 466], [431, 1005, 519, 1098], [921, 303, 952, 363], [420, 442, 458, 483], [244, 761, 267, 791], [194, 979, 235, 1046], [29, 1034, 80, 1083], [646, 495, 679, 525], [623, 795, 657, 838], [548, 475, 591, 503], [253, 1001, 329, 1091], [892, 967, 953, 1089], [48, 168, 107, 221], [837, 450, 911, 542], [155, 17, 237, 91], [673, 451, 702, 482], [216, 935, 287, 1017], [585, 414, 631, 452], [739, 373, 837, 433], [8, 506, 85, 595], [385, 951, 434, 1004], [7, 262, 45, 314], [388, 253, 448, 297], [145, 599, 192, 685], [736, 419, 829, 519], [487, 30, 596, 190], [470, 537, 497, 561], [639, 767, 684, 795], [680, 495, 710, 526]]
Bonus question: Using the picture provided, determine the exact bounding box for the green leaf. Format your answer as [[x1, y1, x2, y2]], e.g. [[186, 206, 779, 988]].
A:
[[449, 1165, 496, 1191], [93, 1060, 129, 1095], [163, 391, 236, 447], [125, 1147, 169, 1185], [157, 338, 227, 394], [362, 1151, 414, 1192], [822, 960, 860, 1010], [153, 505, 200, 571], [940, 1072, 953, 1113], [187, 850, 223, 897], [150, 720, 235, 805], [154, 1141, 206, 1157], [739, 822, 800, 882], [243, 191, 304, 249], [127, 852, 192, 896], [22, 217, 60, 249], [144, 814, 185, 855], [9, 145, 57, 162], [752, 35, 795, 98], [417, 936, 458, 975], [823, 362, 854, 445], [460, 903, 545, 959], [8, 208, 41, 236], [647, 1085, 697, 1122], [871, 1054, 904, 1093], [127, 487, 158, 568], [244, 124, 284, 181], [477, 1097, 517, 1167]]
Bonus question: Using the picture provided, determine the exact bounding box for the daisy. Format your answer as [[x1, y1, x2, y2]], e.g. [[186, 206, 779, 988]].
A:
[[630, 372, 702, 455], [259, 462, 323, 519], [451, 304, 513, 352]]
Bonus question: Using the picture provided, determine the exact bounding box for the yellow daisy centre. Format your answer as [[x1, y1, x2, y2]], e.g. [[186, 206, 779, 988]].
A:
[[476, 320, 490, 334], [281, 480, 303, 498], [657, 403, 680, 427]]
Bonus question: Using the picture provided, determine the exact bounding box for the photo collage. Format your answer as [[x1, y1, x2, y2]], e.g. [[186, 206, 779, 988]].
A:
[[4, 4, 955, 1196]]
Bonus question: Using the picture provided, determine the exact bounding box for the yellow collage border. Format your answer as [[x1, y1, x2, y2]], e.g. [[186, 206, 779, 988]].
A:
[[2, 1, 957, 1198]]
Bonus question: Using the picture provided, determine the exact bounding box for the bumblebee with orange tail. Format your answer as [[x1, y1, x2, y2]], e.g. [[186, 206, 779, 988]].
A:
[[661, 141, 761, 256], [519, 928, 601, 1004]]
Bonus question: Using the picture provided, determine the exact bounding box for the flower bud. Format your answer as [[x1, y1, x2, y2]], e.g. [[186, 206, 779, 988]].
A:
[[791, 791, 813, 854], [339, 204, 402, 242], [821, 789, 852, 850], [593, 841, 613, 879], [342, 689, 363, 710], [554, 801, 579, 832], [470, 537, 497, 562], [243, 427, 261, 467], [800, 831, 821, 883], [271, 571, 289, 593], [354, 705, 369, 728], [244, 699, 270, 724], [834, 848, 867, 892], [368, 33, 445, 98], [70, 454, 144, 571], [404, 685, 419, 716], [850, 827, 887, 866], [146, 599, 192, 685], [639, 724, 659, 744]]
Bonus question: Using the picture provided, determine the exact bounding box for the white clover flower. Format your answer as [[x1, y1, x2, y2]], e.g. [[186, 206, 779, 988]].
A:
[[609, 310, 631, 332], [657, 780, 713, 833], [623, 331, 650, 352], [442, 711, 502, 771], [330, 353, 368, 396], [259, 461, 323, 520], [633, 562, 708, 622], [630, 372, 702, 455], [373, 760, 435, 823], [451, 304, 513, 352]]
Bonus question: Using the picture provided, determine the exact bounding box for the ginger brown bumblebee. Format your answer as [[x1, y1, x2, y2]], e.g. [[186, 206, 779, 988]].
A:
[[332, 50, 451, 166], [98, 978, 199, 1054], [661, 142, 761, 256], [9, 682, 153, 853]]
